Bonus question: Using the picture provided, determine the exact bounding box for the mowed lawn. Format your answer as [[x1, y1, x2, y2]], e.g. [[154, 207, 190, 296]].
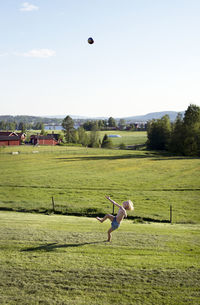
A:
[[0, 146, 199, 223], [0, 211, 199, 305]]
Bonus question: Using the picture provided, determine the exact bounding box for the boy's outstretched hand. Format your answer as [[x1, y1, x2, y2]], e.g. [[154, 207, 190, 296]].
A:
[[105, 196, 110, 200]]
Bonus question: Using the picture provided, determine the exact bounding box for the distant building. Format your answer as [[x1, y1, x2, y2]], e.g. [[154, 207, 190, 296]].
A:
[[47, 134, 61, 142], [0, 132, 26, 146], [0, 135, 21, 146], [30, 135, 59, 145]]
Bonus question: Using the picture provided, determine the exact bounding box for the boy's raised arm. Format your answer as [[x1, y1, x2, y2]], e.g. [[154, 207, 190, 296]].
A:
[[105, 196, 121, 208]]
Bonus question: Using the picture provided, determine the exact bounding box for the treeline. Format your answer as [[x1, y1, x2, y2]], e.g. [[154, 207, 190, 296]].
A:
[[61, 116, 113, 148], [0, 115, 62, 125], [82, 117, 146, 131], [0, 121, 45, 132], [147, 104, 200, 156]]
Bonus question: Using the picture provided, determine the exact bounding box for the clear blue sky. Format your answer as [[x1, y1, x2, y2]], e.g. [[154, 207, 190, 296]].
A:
[[0, 0, 200, 117]]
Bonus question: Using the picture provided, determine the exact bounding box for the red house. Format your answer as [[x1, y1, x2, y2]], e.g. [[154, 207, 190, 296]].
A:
[[0, 132, 26, 140], [0, 135, 21, 146], [30, 135, 58, 145], [0, 131, 25, 146]]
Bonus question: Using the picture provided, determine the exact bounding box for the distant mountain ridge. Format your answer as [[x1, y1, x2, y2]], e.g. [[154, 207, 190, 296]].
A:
[[46, 111, 184, 121], [122, 111, 185, 122], [0, 111, 185, 123], [45, 111, 185, 121]]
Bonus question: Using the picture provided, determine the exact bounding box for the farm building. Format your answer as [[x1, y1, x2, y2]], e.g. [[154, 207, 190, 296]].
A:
[[47, 134, 61, 142], [0, 132, 26, 140], [0, 136, 21, 146], [30, 135, 59, 145], [0, 132, 26, 146]]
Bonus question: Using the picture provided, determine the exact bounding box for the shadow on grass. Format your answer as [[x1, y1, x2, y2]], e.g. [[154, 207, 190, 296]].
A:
[[55, 153, 154, 162], [22, 240, 106, 252], [55, 152, 198, 162]]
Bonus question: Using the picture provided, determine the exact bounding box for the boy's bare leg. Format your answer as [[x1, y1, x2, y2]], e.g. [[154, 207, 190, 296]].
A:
[[107, 227, 114, 242], [96, 214, 114, 223]]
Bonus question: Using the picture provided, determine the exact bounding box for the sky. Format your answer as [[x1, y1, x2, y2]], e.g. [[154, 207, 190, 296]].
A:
[[0, 0, 200, 118]]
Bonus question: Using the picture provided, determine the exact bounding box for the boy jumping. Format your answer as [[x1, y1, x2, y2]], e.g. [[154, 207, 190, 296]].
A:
[[96, 196, 134, 242]]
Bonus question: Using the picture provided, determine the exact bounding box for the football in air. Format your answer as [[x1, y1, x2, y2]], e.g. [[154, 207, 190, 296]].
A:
[[88, 37, 94, 44]]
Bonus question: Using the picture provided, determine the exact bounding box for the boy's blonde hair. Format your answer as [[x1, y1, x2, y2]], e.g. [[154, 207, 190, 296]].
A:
[[124, 200, 134, 211]]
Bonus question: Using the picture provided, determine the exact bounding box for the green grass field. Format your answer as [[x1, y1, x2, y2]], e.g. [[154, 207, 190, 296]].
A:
[[25, 130, 147, 148], [0, 211, 199, 305], [98, 131, 147, 147], [0, 145, 199, 223], [0, 144, 200, 304]]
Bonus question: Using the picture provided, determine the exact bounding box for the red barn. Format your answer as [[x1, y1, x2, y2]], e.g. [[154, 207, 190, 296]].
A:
[[30, 135, 58, 145], [0, 136, 21, 146], [0, 132, 26, 140]]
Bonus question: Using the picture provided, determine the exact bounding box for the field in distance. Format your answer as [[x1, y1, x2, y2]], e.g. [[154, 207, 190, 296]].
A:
[[26, 130, 147, 148]]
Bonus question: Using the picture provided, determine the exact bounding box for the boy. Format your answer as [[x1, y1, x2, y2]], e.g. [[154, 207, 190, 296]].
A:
[[96, 196, 134, 242]]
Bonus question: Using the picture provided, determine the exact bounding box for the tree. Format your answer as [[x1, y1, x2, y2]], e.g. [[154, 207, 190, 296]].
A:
[[108, 117, 116, 128], [77, 127, 88, 146], [170, 113, 184, 154], [98, 120, 106, 130], [33, 122, 43, 130], [40, 124, 47, 136], [147, 115, 171, 150], [0, 121, 6, 130], [101, 134, 113, 148], [62, 116, 75, 143], [118, 119, 126, 130], [184, 104, 200, 126], [182, 104, 200, 156], [7, 121, 16, 131], [82, 120, 98, 131], [88, 127, 100, 147], [18, 122, 27, 133]]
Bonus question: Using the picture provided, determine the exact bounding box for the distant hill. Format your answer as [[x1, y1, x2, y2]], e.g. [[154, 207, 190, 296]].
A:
[[45, 111, 184, 122], [0, 111, 185, 124], [0, 115, 62, 124], [121, 111, 185, 122]]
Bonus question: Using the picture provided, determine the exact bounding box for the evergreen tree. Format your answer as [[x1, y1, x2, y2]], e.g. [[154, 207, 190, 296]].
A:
[[18, 122, 27, 133], [62, 116, 75, 143], [88, 127, 100, 147], [101, 134, 113, 148], [170, 113, 184, 154], [108, 117, 116, 128]]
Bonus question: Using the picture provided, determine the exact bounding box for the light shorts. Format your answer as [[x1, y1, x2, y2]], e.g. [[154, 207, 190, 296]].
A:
[[111, 216, 120, 230]]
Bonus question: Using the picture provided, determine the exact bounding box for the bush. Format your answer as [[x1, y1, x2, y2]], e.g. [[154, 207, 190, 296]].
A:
[[119, 143, 126, 150]]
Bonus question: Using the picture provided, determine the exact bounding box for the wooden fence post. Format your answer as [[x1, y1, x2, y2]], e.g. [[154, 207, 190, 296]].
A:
[[52, 196, 55, 213], [112, 204, 115, 215], [170, 205, 172, 224]]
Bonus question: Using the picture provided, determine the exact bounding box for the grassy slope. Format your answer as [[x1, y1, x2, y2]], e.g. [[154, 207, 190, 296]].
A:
[[0, 146, 199, 223], [0, 211, 199, 305]]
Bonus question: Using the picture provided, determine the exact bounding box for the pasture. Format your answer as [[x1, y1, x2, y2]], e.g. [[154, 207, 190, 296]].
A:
[[0, 144, 200, 304], [26, 130, 147, 148], [0, 211, 199, 305], [98, 130, 147, 147], [0, 145, 199, 223]]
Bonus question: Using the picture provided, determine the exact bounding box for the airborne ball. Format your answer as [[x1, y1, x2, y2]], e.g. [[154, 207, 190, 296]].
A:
[[88, 37, 94, 44]]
